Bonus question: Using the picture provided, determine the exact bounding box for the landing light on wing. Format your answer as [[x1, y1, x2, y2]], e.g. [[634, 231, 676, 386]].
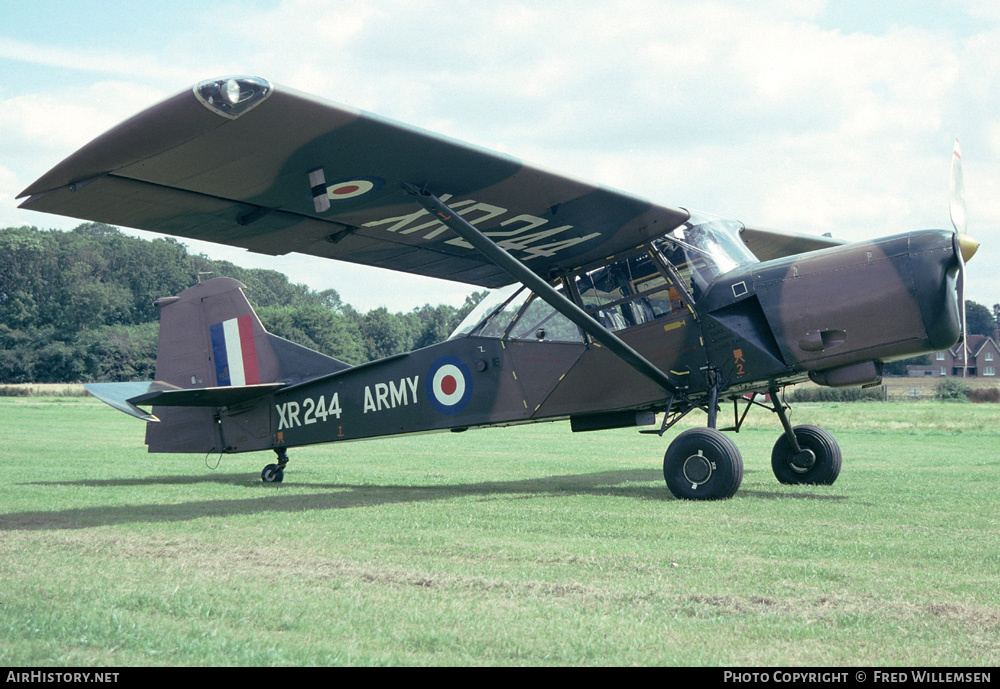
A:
[[194, 75, 272, 119]]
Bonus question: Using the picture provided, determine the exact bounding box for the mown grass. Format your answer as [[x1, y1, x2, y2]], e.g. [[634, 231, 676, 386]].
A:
[[0, 397, 997, 666], [0, 384, 88, 397]]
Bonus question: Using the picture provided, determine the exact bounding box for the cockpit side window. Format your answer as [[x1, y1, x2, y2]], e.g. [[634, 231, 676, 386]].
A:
[[450, 282, 584, 342], [507, 286, 582, 342], [571, 250, 688, 332]]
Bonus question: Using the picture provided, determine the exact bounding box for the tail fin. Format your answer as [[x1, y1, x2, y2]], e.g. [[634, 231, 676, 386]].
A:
[[152, 277, 348, 389], [144, 277, 349, 453]]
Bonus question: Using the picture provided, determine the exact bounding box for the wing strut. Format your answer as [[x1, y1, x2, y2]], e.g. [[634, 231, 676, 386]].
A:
[[404, 184, 690, 401]]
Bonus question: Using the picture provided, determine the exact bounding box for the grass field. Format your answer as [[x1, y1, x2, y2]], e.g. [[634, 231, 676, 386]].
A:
[[0, 396, 997, 666]]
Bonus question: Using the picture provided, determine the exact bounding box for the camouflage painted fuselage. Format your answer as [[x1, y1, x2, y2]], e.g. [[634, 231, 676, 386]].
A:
[[160, 224, 962, 456]]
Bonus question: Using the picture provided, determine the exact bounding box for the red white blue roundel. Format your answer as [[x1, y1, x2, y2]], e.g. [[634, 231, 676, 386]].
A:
[[326, 176, 384, 200], [427, 355, 473, 415]]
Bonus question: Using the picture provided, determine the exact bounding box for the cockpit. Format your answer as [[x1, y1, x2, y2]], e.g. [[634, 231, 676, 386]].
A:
[[653, 213, 757, 300], [450, 212, 758, 342]]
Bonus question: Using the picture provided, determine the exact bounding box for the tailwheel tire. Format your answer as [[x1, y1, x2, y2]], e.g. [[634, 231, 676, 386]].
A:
[[663, 428, 743, 500], [261, 464, 284, 483], [771, 424, 841, 485]]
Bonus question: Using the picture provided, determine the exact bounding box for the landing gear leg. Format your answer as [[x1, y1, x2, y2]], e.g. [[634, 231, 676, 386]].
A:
[[706, 376, 720, 429], [768, 386, 841, 485], [261, 448, 288, 484]]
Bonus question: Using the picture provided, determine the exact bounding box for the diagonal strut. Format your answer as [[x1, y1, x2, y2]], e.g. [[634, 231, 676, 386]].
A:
[[404, 183, 691, 403]]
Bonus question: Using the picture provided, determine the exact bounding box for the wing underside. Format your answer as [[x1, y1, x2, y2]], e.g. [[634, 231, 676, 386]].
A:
[[20, 76, 690, 287]]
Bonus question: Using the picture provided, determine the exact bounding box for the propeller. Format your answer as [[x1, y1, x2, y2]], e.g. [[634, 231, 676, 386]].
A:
[[949, 138, 980, 377]]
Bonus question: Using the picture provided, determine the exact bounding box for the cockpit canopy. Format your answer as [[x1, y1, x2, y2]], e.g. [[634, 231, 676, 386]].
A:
[[450, 211, 758, 341]]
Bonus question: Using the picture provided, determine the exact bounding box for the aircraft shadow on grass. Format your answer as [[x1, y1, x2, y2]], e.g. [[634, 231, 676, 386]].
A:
[[4, 469, 846, 531]]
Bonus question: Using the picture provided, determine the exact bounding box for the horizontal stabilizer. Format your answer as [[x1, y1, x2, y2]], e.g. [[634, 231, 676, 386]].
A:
[[85, 382, 164, 421], [86, 381, 284, 421], [129, 382, 284, 407]]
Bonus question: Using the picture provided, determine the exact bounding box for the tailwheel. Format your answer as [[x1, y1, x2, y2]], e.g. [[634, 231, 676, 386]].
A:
[[771, 424, 841, 485], [663, 428, 743, 500], [261, 448, 289, 484], [261, 464, 284, 483]]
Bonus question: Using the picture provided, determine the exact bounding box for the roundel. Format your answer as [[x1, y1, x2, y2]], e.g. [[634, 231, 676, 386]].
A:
[[427, 355, 473, 415], [326, 177, 385, 200]]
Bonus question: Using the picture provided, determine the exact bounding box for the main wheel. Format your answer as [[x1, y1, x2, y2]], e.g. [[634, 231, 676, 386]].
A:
[[663, 428, 743, 500], [771, 424, 841, 485], [261, 463, 284, 483]]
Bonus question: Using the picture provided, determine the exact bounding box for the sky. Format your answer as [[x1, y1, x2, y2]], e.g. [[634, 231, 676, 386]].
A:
[[2, 0, 998, 312]]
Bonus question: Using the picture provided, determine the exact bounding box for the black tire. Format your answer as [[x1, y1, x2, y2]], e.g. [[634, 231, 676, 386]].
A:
[[261, 464, 284, 483], [663, 428, 743, 500], [771, 424, 841, 485]]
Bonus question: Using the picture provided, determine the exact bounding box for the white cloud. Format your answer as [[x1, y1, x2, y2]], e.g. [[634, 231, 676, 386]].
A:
[[0, 164, 23, 217], [2, 0, 998, 308], [0, 82, 167, 155], [0, 37, 205, 85], [957, 0, 1000, 22]]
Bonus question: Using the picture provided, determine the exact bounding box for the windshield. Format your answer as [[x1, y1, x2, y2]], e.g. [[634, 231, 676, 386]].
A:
[[652, 211, 757, 300]]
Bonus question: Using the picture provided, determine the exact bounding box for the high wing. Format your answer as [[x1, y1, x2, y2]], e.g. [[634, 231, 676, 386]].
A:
[[19, 76, 690, 288], [739, 226, 846, 261]]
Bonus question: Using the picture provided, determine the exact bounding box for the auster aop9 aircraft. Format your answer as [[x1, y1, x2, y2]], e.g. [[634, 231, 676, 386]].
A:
[[19, 76, 979, 499]]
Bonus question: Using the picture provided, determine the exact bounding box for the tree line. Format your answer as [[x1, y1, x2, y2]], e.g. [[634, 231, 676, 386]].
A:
[[4, 223, 999, 384], [0, 224, 486, 383]]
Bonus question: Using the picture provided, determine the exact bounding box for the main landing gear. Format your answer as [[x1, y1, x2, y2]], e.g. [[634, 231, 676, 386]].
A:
[[660, 384, 841, 499], [663, 428, 743, 500], [662, 381, 744, 500], [261, 448, 289, 483]]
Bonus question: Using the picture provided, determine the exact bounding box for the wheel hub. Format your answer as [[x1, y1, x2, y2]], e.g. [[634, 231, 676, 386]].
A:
[[682, 451, 714, 486], [790, 448, 817, 472]]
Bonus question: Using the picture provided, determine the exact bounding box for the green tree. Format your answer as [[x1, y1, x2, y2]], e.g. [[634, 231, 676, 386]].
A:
[[77, 324, 159, 381], [966, 300, 995, 337], [257, 304, 365, 365], [0, 324, 37, 383], [883, 354, 930, 376], [411, 304, 458, 350], [0, 223, 489, 382], [935, 378, 970, 401], [359, 307, 415, 361]]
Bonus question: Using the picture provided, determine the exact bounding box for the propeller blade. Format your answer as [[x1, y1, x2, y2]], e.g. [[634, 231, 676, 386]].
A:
[[950, 138, 970, 376], [950, 138, 967, 234], [962, 290, 968, 377]]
